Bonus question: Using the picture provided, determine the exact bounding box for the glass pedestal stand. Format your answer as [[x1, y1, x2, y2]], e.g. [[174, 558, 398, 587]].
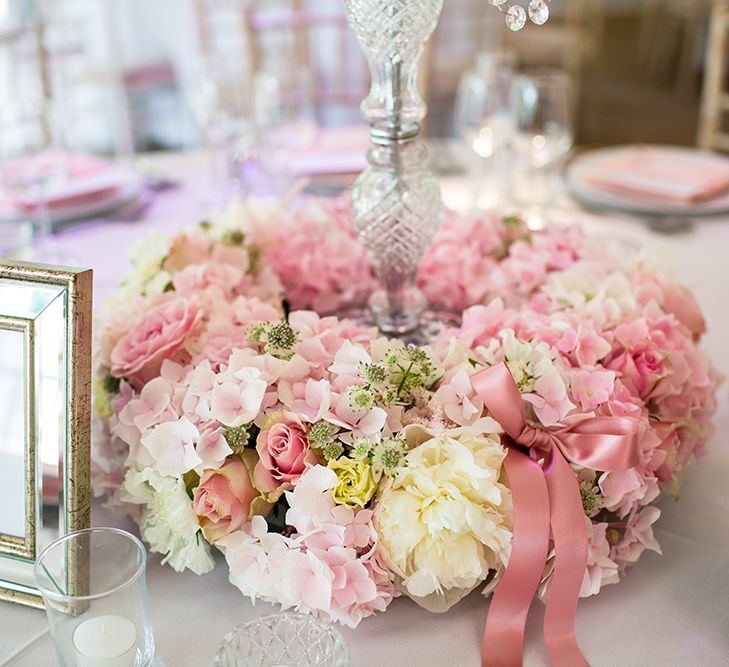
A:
[[342, 0, 459, 343]]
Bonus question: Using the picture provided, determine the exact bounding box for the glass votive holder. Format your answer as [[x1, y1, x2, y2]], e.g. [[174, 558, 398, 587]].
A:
[[33, 527, 155, 667], [215, 612, 349, 667]]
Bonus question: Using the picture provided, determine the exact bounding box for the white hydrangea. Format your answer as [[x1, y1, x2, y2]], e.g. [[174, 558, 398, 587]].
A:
[[543, 260, 638, 328], [477, 328, 557, 393], [373, 424, 512, 613], [121, 467, 214, 575], [124, 232, 172, 294], [208, 196, 288, 247], [477, 329, 575, 426]]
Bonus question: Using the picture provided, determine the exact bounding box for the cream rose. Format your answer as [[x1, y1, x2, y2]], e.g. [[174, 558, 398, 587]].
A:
[[373, 424, 512, 612]]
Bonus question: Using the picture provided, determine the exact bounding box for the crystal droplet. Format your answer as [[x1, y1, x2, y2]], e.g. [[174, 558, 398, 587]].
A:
[[505, 5, 527, 31], [528, 0, 549, 26]]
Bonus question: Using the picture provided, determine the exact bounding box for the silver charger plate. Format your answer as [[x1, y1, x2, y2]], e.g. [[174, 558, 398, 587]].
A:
[[566, 145, 729, 217]]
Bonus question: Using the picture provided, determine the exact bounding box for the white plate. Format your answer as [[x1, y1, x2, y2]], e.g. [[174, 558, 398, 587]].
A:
[[0, 168, 145, 225], [566, 145, 729, 217]]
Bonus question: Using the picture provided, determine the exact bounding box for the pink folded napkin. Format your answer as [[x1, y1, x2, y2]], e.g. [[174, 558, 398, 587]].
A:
[[1, 152, 118, 212], [587, 146, 729, 204], [287, 125, 370, 176]]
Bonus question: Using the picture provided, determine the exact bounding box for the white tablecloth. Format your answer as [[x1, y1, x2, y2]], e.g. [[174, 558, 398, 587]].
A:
[[1, 151, 728, 667]]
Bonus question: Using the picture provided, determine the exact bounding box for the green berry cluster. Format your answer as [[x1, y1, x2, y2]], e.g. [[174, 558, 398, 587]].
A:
[[383, 344, 440, 404], [321, 441, 344, 461], [221, 229, 245, 246], [247, 245, 261, 275], [306, 421, 343, 461], [224, 426, 251, 453], [307, 421, 337, 447], [348, 385, 375, 411], [266, 321, 296, 355], [370, 437, 408, 478], [350, 439, 374, 460], [355, 344, 441, 408], [361, 362, 386, 385], [246, 320, 298, 359], [580, 485, 599, 513]]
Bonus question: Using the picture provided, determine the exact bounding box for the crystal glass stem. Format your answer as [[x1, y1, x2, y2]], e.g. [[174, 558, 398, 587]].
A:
[[345, 0, 445, 336]]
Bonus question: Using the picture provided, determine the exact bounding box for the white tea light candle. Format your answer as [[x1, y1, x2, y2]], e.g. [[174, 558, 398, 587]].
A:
[[34, 529, 154, 667], [73, 614, 137, 667]]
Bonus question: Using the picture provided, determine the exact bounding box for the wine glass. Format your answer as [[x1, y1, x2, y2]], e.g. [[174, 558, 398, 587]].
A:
[[455, 52, 514, 209], [188, 56, 255, 207], [253, 64, 318, 196], [510, 68, 573, 224], [0, 101, 69, 262]]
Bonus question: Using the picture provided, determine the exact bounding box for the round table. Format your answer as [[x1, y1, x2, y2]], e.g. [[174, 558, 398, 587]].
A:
[[1, 149, 728, 667]]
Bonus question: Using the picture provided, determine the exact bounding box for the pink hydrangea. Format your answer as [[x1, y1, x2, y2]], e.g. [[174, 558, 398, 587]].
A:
[[266, 199, 377, 312], [221, 466, 394, 627]]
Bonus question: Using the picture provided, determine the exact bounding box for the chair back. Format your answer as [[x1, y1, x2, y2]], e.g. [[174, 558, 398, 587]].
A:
[[698, 0, 729, 151], [196, 0, 369, 126], [0, 20, 51, 107]]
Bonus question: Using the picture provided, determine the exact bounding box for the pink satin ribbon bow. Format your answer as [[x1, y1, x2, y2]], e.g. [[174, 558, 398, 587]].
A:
[[471, 362, 640, 667]]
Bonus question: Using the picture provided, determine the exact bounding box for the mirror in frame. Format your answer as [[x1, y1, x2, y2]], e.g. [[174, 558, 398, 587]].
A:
[[0, 261, 92, 608]]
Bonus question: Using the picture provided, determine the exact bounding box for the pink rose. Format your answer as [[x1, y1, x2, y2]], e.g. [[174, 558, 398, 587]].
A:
[[254, 412, 317, 500], [653, 422, 695, 485], [192, 453, 261, 541], [110, 295, 200, 382], [606, 346, 666, 400], [662, 283, 706, 340]]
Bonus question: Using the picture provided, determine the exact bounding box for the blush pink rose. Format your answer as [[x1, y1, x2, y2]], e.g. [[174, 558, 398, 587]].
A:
[[662, 283, 706, 340], [254, 412, 317, 500], [110, 295, 200, 382], [606, 346, 666, 399], [653, 422, 695, 484], [192, 453, 261, 541]]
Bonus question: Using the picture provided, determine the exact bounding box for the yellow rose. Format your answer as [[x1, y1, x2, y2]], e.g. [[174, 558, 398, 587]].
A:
[[328, 457, 377, 508]]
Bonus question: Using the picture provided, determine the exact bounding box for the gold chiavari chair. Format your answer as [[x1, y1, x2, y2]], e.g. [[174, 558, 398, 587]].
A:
[[698, 0, 729, 151], [194, 0, 370, 127], [638, 0, 712, 94], [0, 18, 51, 137]]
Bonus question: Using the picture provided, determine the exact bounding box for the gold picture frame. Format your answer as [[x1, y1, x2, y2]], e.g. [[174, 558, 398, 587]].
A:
[[0, 261, 92, 608]]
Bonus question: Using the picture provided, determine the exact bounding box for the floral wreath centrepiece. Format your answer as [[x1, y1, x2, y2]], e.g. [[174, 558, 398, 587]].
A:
[[93, 196, 720, 654]]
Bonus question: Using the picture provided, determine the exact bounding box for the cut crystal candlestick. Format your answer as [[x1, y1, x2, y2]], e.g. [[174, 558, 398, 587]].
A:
[[344, 0, 455, 339]]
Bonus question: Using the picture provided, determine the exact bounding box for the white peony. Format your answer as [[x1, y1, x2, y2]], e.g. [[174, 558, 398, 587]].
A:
[[121, 467, 214, 575], [373, 424, 512, 612]]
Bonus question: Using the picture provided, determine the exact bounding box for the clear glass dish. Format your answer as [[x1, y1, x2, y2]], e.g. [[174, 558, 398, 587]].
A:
[[215, 612, 349, 667]]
